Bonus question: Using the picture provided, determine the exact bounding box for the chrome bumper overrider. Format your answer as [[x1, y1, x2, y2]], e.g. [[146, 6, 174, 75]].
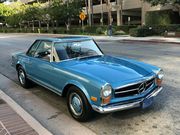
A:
[[92, 87, 163, 113]]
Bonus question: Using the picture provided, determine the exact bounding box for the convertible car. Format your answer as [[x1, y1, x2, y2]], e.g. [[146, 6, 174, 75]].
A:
[[12, 37, 163, 121]]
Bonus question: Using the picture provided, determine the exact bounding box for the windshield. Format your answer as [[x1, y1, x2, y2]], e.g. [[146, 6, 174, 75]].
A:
[[54, 40, 103, 61]]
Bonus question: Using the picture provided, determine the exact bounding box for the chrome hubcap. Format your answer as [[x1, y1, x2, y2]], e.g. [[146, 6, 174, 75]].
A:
[[69, 92, 83, 116], [19, 69, 25, 85]]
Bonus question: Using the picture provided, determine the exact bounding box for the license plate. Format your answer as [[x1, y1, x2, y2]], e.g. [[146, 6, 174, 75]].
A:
[[142, 97, 153, 109]]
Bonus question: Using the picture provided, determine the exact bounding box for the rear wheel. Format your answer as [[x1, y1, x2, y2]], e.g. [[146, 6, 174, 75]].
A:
[[17, 66, 32, 88], [67, 86, 93, 122]]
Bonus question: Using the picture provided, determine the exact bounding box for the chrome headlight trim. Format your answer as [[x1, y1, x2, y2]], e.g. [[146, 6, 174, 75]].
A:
[[101, 83, 112, 98], [157, 69, 164, 80]]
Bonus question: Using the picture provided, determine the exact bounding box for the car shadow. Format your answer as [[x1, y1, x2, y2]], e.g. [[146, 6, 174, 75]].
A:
[[28, 83, 174, 123]]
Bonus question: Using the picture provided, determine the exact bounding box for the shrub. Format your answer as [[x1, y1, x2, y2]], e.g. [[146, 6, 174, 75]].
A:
[[96, 27, 104, 34], [129, 26, 155, 37], [176, 28, 180, 32], [114, 30, 126, 35], [116, 25, 137, 34]]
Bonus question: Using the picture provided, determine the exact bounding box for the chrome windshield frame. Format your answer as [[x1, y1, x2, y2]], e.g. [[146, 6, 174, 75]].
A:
[[52, 39, 104, 63]]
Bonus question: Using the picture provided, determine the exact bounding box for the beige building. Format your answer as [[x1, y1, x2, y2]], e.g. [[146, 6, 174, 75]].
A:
[[19, 0, 177, 25], [85, 0, 175, 26]]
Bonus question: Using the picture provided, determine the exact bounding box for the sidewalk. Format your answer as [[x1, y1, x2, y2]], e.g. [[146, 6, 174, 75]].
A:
[[0, 74, 96, 135], [0, 90, 53, 135], [90, 35, 180, 44], [0, 33, 179, 44], [0, 99, 38, 135], [24, 33, 180, 44]]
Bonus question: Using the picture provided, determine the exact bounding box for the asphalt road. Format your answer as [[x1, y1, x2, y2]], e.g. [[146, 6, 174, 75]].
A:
[[0, 33, 180, 135]]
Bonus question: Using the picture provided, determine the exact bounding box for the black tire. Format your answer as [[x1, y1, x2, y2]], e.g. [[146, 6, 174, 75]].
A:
[[67, 86, 94, 122], [17, 66, 32, 88]]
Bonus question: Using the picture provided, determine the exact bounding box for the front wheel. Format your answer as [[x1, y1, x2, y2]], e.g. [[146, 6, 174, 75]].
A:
[[67, 86, 93, 122], [17, 66, 32, 88]]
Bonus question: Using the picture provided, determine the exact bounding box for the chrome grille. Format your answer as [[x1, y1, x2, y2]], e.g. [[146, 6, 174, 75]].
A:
[[114, 78, 155, 98]]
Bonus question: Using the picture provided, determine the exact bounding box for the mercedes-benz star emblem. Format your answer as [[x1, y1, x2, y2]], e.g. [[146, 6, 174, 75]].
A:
[[138, 83, 146, 93]]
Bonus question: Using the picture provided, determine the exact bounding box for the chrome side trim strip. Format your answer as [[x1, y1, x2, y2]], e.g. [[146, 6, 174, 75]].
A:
[[27, 75, 62, 96]]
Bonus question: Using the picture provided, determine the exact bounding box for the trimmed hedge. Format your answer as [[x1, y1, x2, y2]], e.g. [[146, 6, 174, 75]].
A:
[[129, 27, 154, 37], [129, 24, 180, 37], [0, 25, 136, 35], [115, 25, 137, 33]]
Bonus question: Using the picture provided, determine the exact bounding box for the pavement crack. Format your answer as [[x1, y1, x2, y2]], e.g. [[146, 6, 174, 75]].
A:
[[47, 112, 62, 120]]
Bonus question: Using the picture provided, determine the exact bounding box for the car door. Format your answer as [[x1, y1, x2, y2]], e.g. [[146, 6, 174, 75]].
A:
[[26, 40, 54, 86], [25, 40, 40, 77]]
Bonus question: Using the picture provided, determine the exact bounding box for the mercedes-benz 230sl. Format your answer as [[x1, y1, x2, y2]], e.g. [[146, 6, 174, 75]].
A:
[[12, 37, 163, 121]]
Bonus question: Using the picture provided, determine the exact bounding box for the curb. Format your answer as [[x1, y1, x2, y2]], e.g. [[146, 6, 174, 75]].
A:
[[95, 39, 180, 45], [0, 74, 97, 135], [121, 39, 180, 45], [0, 90, 53, 135]]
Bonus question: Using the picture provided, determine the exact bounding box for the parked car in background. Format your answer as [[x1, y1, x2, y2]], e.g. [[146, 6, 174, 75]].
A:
[[12, 37, 164, 121]]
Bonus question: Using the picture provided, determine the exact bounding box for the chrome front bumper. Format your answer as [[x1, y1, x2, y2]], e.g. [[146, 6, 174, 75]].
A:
[[92, 86, 163, 113]]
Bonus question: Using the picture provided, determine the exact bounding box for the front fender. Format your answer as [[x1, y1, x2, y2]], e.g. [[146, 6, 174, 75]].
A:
[[12, 52, 27, 71], [16, 60, 26, 70], [63, 80, 92, 104]]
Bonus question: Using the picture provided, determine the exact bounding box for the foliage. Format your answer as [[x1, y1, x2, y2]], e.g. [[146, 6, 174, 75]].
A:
[[144, 0, 180, 15], [177, 27, 180, 32], [144, 0, 180, 6], [145, 11, 171, 25], [96, 27, 104, 34], [49, 0, 83, 27], [114, 30, 126, 35], [115, 25, 137, 34], [0, 0, 82, 29], [129, 24, 180, 37], [5, 2, 27, 26], [0, 3, 13, 17]]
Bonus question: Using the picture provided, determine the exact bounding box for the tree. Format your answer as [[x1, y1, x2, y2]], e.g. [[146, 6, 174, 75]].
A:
[[49, 0, 83, 30], [144, 0, 180, 15], [5, 2, 27, 27], [0, 3, 13, 23], [24, 3, 42, 31], [105, 0, 112, 25]]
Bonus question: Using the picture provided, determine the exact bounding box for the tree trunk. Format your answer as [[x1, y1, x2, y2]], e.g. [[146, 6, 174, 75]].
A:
[[85, 0, 89, 25], [39, 21, 41, 28], [65, 22, 70, 31], [105, 0, 112, 25], [32, 20, 34, 32]]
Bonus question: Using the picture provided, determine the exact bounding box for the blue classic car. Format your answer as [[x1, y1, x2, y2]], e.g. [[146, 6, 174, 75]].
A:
[[12, 37, 163, 121]]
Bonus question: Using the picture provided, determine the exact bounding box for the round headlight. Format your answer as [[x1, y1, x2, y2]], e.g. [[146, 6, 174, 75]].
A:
[[157, 70, 164, 80], [101, 84, 112, 98], [156, 70, 164, 86]]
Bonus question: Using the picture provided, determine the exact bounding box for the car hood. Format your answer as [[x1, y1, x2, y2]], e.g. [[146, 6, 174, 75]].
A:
[[62, 55, 156, 86]]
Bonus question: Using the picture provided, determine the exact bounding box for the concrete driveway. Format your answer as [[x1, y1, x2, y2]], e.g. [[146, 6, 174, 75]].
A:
[[0, 33, 180, 135]]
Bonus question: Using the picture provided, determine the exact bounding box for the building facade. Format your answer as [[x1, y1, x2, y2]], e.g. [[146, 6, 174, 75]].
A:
[[85, 0, 175, 26], [19, 0, 177, 26]]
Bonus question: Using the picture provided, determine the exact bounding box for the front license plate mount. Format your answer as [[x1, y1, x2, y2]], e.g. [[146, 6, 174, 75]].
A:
[[142, 97, 154, 109]]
